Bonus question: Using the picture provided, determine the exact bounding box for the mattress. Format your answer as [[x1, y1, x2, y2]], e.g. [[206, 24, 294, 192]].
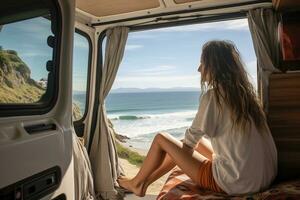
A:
[[157, 167, 300, 200]]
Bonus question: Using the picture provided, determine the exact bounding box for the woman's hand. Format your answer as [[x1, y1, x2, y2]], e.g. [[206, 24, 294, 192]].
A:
[[194, 138, 213, 160], [180, 139, 194, 154], [180, 138, 213, 160]]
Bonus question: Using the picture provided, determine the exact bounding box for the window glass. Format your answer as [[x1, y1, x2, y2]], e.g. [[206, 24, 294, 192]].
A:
[[72, 32, 90, 121], [0, 17, 52, 104]]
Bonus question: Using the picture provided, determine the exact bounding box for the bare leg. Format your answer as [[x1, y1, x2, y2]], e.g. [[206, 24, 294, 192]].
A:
[[118, 132, 207, 197], [140, 153, 175, 190], [142, 137, 213, 189]]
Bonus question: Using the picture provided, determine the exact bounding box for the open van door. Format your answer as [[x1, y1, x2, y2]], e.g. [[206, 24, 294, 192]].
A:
[[0, 0, 75, 199]]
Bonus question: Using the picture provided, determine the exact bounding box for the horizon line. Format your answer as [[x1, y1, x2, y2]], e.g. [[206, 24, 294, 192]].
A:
[[73, 86, 201, 92]]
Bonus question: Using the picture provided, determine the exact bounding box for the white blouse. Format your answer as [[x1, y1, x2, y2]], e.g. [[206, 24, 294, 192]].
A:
[[184, 89, 277, 195]]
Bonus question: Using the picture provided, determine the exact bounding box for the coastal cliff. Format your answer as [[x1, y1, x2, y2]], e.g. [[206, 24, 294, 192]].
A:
[[0, 48, 44, 103], [0, 48, 82, 119]]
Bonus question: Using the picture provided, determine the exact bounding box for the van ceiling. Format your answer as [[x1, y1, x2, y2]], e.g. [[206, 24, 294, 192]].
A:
[[175, 0, 203, 3], [76, 0, 271, 25], [76, 0, 271, 17], [76, 0, 160, 17]]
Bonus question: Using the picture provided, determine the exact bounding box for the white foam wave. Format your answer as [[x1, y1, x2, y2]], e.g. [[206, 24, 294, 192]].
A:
[[109, 110, 196, 137]]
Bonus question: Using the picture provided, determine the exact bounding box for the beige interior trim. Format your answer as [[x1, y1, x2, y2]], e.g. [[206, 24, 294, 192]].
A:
[[75, 0, 272, 25], [76, 0, 160, 17], [174, 0, 202, 4]]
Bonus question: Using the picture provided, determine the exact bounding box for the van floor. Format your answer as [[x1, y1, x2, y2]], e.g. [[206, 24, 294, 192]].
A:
[[125, 194, 157, 200]]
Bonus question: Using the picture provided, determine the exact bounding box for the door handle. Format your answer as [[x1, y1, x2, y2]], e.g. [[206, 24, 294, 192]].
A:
[[24, 123, 56, 134]]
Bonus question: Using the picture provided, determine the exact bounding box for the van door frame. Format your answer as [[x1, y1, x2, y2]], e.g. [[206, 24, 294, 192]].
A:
[[0, 0, 76, 199], [87, 11, 250, 151], [73, 28, 93, 137]]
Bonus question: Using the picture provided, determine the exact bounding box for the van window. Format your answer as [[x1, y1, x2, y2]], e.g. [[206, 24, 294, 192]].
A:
[[103, 18, 257, 193], [72, 31, 91, 121], [104, 18, 257, 155], [0, 0, 61, 117], [0, 17, 52, 104]]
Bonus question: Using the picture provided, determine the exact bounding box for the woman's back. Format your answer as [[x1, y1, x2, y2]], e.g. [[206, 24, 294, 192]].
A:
[[184, 89, 277, 195], [209, 90, 278, 194]]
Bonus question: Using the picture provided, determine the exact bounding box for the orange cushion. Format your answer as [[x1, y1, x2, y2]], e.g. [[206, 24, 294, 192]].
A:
[[157, 167, 300, 200]]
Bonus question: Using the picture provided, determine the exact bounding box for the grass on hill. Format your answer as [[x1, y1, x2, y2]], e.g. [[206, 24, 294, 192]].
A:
[[116, 142, 145, 167], [0, 48, 45, 103], [0, 83, 44, 103]]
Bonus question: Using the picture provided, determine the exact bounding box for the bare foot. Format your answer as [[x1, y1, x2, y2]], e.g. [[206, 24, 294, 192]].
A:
[[117, 177, 146, 197]]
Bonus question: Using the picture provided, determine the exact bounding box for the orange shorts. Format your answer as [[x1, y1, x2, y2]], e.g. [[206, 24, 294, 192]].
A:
[[197, 159, 224, 193]]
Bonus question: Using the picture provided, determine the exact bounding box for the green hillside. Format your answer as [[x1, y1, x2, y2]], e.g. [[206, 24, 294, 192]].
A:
[[0, 48, 82, 119], [0, 48, 45, 103]]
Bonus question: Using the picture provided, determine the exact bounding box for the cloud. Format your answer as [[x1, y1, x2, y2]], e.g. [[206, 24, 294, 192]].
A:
[[113, 74, 200, 89], [73, 81, 87, 91], [10, 17, 52, 42], [14, 19, 50, 33], [245, 60, 257, 74], [157, 56, 175, 60], [134, 65, 176, 76], [74, 39, 89, 49], [149, 19, 249, 33], [114, 60, 258, 90], [119, 64, 178, 77], [20, 52, 49, 58], [125, 44, 143, 51], [244, 60, 257, 88]]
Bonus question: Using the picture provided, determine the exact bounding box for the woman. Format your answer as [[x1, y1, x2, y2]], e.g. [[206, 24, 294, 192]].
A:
[[118, 40, 278, 196]]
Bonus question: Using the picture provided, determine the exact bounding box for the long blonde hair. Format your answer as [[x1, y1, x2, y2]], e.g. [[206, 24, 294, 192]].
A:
[[200, 40, 266, 131]]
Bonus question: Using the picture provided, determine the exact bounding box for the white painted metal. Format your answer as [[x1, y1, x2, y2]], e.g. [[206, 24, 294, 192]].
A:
[[0, 0, 76, 199]]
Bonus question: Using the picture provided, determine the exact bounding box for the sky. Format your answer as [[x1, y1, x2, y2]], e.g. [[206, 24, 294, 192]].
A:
[[113, 18, 257, 90], [0, 17, 257, 92], [73, 33, 89, 91], [0, 17, 52, 81], [0, 16, 90, 92]]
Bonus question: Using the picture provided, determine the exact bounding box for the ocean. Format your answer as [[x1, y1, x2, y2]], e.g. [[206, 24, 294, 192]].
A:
[[73, 91, 201, 150]]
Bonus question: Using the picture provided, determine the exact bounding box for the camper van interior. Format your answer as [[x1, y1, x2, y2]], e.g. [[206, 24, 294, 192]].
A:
[[0, 0, 300, 199]]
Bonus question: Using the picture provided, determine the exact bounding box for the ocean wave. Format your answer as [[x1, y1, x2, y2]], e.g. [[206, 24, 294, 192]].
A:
[[109, 110, 196, 137], [132, 126, 188, 140], [111, 115, 151, 120], [109, 111, 196, 121]]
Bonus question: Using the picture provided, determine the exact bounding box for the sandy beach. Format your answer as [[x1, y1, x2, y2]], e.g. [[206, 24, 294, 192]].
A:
[[121, 142, 148, 157], [119, 143, 171, 195]]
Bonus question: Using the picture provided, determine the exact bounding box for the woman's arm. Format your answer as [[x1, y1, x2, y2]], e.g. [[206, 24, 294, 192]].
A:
[[182, 138, 213, 160], [184, 90, 219, 149], [194, 138, 213, 160]]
